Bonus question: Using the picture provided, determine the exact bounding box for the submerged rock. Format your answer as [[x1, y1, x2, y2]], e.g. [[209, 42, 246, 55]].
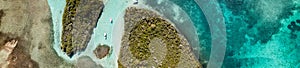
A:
[[296, 19, 300, 23], [288, 21, 300, 32], [93, 44, 110, 59]]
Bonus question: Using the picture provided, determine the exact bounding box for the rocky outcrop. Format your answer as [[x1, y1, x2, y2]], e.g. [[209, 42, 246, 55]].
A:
[[0, 39, 17, 68], [93, 44, 111, 59], [0, 32, 39, 68]]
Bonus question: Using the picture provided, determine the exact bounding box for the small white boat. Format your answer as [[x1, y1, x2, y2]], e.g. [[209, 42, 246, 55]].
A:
[[104, 33, 107, 40], [109, 18, 113, 23], [133, 0, 138, 4]]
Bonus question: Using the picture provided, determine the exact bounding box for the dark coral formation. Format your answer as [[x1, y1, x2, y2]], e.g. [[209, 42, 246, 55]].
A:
[[218, 0, 295, 44], [287, 20, 300, 39], [296, 19, 300, 23], [215, 0, 297, 55], [61, 0, 104, 57], [217, 0, 300, 67], [93, 44, 110, 59], [288, 21, 300, 32]]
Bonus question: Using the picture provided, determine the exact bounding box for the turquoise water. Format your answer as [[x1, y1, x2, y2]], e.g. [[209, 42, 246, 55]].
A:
[[83, 0, 128, 67], [47, 0, 72, 61], [47, 0, 128, 67], [171, 0, 300, 68], [47, 0, 300, 67], [169, 0, 212, 65]]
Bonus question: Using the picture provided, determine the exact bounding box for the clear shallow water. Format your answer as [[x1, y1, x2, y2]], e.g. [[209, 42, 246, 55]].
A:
[[47, 0, 72, 61], [218, 0, 300, 67], [170, 0, 300, 68], [47, 0, 300, 67], [83, 0, 127, 67], [47, 0, 128, 67], [169, 0, 213, 65]]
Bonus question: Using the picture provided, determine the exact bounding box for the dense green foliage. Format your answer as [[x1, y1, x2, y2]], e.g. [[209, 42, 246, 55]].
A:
[[129, 17, 182, 67], [61, 0, 80, 56]]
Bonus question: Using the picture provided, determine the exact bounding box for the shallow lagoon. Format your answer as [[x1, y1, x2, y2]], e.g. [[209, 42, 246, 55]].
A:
[[47, 0, 300, 67]]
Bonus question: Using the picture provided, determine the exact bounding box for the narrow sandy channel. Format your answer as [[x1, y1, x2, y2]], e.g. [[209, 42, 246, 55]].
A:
[[79, 0, 130, 67]]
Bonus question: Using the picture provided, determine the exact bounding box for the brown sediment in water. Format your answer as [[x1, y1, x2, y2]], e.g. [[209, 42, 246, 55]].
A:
[[60, 0, 105, 57], [93, 44, 111, 59], [118, 7, 202, 68]]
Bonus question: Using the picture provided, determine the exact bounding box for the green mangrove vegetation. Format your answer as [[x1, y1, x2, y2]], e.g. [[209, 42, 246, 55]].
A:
[[61, 0, 80, 57], [118, 60, 125, 68], [128, 17, 182, 67]]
